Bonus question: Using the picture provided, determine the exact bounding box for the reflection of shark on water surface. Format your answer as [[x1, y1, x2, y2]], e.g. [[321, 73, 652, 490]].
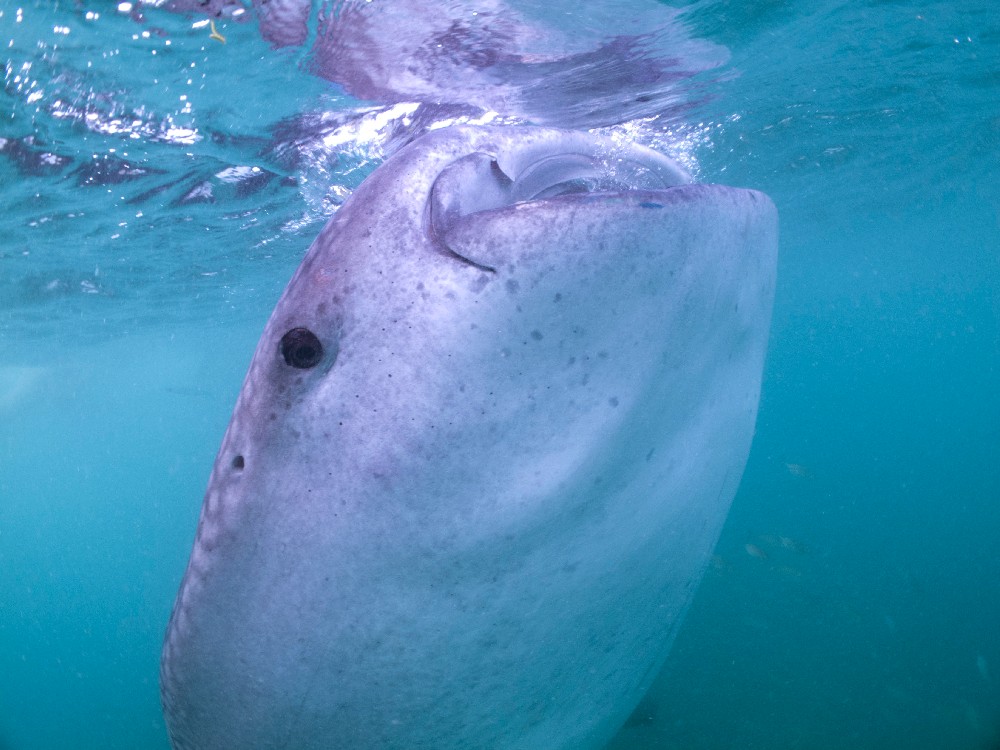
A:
[[158, 3, 777, 749], [163, 0, 727, 129]]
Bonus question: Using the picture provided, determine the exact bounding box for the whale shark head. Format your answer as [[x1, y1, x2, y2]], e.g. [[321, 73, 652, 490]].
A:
[[161, 125, 777, 750]]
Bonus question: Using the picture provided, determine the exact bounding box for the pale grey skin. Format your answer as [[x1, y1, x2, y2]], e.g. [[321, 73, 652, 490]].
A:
[[161, 125, 778, 750]]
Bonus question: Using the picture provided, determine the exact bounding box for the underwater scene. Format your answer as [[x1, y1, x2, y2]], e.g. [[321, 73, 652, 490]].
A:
[[1, 1, 998, 748]]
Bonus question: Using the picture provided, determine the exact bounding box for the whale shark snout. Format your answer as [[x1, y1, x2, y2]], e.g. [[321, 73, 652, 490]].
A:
[[161, 125, 777, 750]]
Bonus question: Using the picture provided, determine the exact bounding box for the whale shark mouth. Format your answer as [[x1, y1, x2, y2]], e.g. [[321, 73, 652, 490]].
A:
[[428, 137, 691, 271]]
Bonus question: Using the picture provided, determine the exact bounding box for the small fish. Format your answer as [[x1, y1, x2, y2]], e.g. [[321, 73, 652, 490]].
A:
[[710, 554, 730, 571], [976, 653, 990, 682], [959, 698, 982, 732], [744, 543, 768, 560], [779, 535, 808, 554], [785, 462, 813, 478], [0, 366, 46, 411], [773, 565, 802, 578]]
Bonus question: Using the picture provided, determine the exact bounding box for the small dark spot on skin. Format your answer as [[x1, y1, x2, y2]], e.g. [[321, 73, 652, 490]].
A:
[[608, 397, 619, 407], [598, 351, 609, 359], [639, 201, 664, 209], [553, 293, 562, 303], [506, 279, 519, 294], [468, 274, 489, 294], [530, 330, 543, 341], [232, 455, 245, 470], [646, 448, 655, 462]]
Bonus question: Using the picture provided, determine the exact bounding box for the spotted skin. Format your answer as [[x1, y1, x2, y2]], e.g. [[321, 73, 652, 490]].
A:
[[161, 125, 777, 750]]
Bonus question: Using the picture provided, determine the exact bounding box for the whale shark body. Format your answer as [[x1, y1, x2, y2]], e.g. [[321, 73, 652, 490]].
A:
[[161, 125, 777, 749]]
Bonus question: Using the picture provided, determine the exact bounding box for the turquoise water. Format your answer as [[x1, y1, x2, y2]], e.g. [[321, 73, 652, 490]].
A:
[[1, 1, 998, 748]]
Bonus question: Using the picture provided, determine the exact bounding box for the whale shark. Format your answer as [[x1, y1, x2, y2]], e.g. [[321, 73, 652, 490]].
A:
[[161, 125, 777, 749]]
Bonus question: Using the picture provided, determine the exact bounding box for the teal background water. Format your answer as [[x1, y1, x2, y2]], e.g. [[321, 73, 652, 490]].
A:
[[1, 1, 998, 748]]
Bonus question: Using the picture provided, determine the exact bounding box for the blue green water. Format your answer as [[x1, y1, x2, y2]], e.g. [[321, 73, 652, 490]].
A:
[[1, 1, 998, 748]]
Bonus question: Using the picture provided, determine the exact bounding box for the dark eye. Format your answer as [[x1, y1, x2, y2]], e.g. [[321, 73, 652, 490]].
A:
[[280, 327, 323, 369]]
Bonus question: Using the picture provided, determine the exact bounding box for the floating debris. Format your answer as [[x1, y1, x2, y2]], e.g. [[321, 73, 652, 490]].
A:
[[744, 543, 768, 560], [209, 19, 227, 44]]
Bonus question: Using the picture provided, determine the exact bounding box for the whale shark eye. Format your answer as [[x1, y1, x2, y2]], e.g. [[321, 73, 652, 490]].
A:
[[280, 328, 323, 369]]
